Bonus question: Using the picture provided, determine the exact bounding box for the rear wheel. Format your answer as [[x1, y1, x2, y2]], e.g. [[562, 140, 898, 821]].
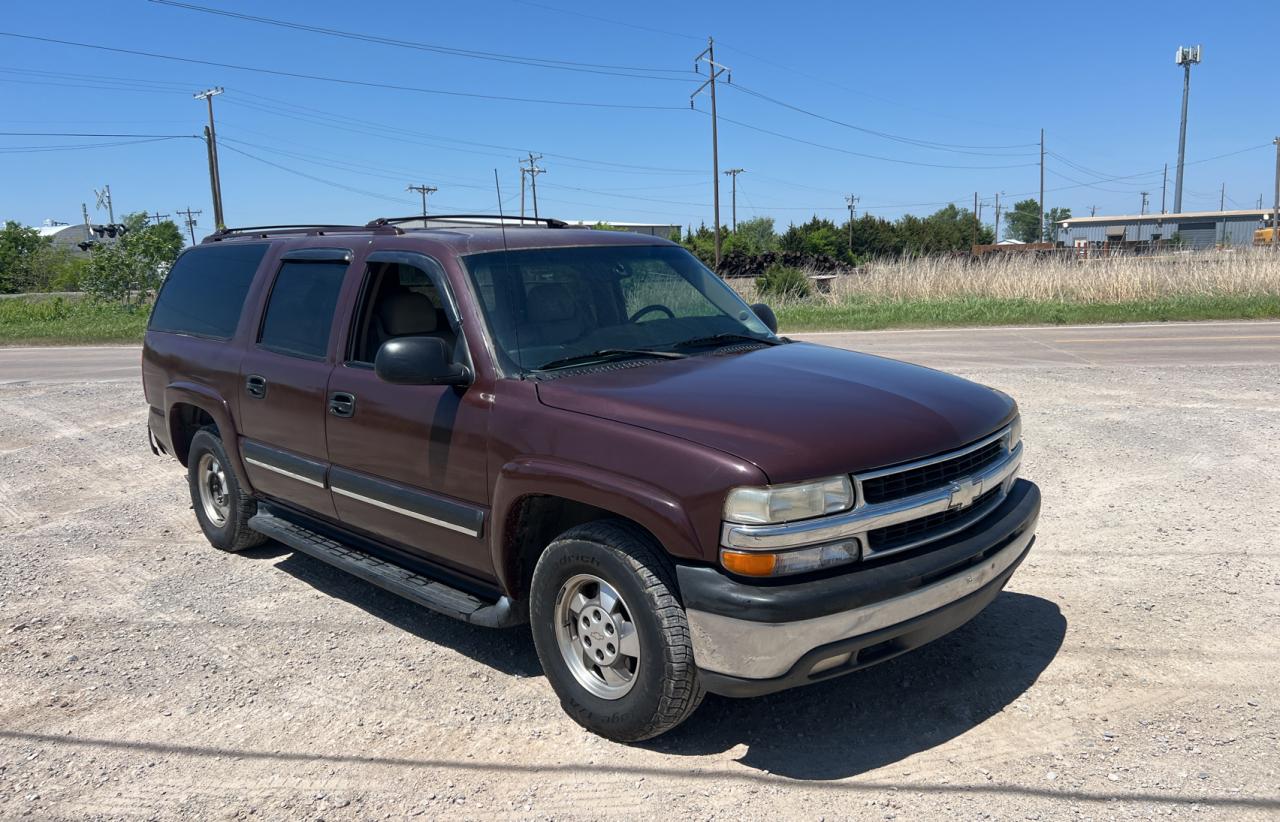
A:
[[187, 427, 266, 552], [529, 520, 704, 741]]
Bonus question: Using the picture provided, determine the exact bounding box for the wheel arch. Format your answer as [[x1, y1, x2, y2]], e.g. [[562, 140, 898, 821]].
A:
[[491, 457, 705, 599], [164, 382, 250, 488]]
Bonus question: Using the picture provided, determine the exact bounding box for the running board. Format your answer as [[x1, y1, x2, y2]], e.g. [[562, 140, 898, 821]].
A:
[[248, 512, 523, 628]]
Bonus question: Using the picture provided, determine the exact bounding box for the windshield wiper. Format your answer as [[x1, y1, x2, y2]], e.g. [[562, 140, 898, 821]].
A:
[[670, 332, 782, 349], [532, 348, 687, 372]]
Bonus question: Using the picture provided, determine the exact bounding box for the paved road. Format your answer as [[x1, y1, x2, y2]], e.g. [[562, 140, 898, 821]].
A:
[[3, 320, 1278, 383]]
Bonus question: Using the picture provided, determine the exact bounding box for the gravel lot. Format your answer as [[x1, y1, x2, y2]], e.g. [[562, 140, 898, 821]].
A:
[[1, 357, 1278, 820]]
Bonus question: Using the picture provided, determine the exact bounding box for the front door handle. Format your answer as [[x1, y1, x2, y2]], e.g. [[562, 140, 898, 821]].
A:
[[245, 374, 267, 399], [328, 391, 356, 418]]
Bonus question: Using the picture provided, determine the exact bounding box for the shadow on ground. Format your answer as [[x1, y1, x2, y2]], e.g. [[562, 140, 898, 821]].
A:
[[242, 542, 541, 678], [244, 541, 1063, 781], [644, 591, 1066, 779]]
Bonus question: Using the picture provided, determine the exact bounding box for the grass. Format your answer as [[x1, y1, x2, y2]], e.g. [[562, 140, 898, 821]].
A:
[[775, 294, 1280, 332], [0, 295, 150, 345], [743, 247, 1280, 331]]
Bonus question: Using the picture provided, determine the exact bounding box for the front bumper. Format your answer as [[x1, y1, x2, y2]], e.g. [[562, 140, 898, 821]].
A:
[[677, 478, 1040, 697]]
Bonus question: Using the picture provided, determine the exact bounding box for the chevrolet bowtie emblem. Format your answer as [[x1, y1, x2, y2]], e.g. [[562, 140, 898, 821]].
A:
[[947, 478, 983, 509]]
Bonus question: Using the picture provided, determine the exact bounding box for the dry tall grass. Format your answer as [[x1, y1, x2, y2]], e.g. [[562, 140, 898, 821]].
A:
[[732, 248, 1280, 305]]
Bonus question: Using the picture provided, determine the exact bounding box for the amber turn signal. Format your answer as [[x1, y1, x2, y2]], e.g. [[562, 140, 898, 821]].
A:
[[719, 550, 778, 577]]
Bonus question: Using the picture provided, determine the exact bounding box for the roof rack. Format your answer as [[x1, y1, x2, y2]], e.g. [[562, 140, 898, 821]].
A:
[[366, 214, 569, 229], [204, 223, 403, 242]]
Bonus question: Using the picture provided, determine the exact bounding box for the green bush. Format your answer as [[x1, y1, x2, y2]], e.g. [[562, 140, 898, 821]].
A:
[[755, 265, 813, 300]]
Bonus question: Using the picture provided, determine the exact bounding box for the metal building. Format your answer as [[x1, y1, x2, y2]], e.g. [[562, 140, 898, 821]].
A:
[[1056, 209, 1273, 249]]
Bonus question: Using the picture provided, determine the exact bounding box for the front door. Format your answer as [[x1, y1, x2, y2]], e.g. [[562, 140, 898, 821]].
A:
[[324, 252, 492, 578], [237, 249, 353, 519]]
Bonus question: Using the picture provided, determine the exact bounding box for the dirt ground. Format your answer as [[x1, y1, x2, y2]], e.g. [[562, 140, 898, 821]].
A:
[[1, 359, 1278, 820]]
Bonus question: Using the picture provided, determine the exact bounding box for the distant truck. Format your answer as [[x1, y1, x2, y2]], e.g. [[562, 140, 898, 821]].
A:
[[1255, 226, 1277, 245]]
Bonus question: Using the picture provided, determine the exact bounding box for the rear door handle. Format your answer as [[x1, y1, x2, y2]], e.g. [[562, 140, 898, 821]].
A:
[[328, 391, 356, 418], [245, 374, 267, 399]]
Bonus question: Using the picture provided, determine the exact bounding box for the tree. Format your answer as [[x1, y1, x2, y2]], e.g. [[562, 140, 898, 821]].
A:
[[1045, 207, 1071, 243], [0, 221, 49, 293], [722, 216, 777, 257], [779, 217, 846, 259], [1004, 200, 1070, 243], [82, 212, 185, 305], [1004, 199, 1043, 243]]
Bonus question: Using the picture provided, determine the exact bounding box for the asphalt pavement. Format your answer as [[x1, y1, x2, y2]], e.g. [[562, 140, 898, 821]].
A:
[[2, 320, 1278, 383]]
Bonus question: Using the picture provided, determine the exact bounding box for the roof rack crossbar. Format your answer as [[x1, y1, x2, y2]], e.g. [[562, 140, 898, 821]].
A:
[[205, 223, 403, 242], [366, 214, 568, 229]]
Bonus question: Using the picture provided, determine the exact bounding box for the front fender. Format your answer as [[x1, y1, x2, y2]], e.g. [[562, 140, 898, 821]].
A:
[[490, 456, 705, 595]]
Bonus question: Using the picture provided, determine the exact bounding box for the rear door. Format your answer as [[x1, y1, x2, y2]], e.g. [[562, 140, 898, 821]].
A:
[[324, 251, 492, 577], [237, 247, 353, 519]]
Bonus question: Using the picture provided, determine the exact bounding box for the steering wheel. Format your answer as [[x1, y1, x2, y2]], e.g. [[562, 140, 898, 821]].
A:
[[629, 304, 676, 323]]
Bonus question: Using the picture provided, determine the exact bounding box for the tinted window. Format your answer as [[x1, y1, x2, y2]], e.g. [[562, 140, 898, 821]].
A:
[[149, 243, 268, 339], [258, 261, 349, 359]]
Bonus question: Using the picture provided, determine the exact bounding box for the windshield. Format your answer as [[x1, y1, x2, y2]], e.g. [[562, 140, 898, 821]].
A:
[[462, 244, 774, 372]]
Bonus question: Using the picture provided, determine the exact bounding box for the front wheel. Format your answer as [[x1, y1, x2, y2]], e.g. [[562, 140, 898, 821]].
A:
[[529, 521, 704, 741]]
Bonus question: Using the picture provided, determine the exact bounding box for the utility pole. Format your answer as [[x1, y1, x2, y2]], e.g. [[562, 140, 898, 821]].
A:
[[1219, 182, 1226, 244], [993, 192, 1002, 241], [520, 153, 545, 220], [1139, 192, 1149, 244], [1090, 205, 1097, 217], [195, 87, 225, 229], [1272, 136, 1279, 253], [1173, 46, 1201, 214], [1161, 163, 1169, 214], [176, 207, 201, 245], [973, 191, 980, 248], [1140, 192, 1149, 215], [692, 37, 730, 268], [1039, 128, 1046, 243], [723, 168, 744, 231], [81, 202, 91, 234], [147, 212, 170, 226], [94, 185, 114, 223], [845, 194, 859, 254], [406, 184, 437, 219]]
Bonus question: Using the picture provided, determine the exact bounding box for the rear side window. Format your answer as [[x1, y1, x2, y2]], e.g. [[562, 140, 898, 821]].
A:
[[257, 261, 349, 359], [149, 243, 268, 339]]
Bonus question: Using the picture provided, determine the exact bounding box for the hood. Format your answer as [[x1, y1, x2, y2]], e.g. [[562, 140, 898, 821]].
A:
[[534, 342, 1016, 483]]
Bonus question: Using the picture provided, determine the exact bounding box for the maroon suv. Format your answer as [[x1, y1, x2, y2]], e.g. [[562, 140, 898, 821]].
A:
[[142, 216, 1040, 741]]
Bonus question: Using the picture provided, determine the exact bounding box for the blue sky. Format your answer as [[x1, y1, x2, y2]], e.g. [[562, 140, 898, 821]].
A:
[[2, 1, 1276, 239]]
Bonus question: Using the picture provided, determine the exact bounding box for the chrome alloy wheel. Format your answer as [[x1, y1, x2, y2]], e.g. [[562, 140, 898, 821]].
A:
[[554, 573, 641, 700], [197, 452, 231, 528]]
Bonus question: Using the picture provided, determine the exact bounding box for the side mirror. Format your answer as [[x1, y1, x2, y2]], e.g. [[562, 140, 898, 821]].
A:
[[750, 302, 778, 334], [374, 337, 471, 386]]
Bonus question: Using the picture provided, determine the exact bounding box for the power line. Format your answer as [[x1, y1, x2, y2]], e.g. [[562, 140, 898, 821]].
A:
[[0, 32, 687, 111], [0, 134, 195, 152], [727, 82, 1039, 155], [220, 90, 702, 174], [698, 108, 1039, 170], [149, 1, 693, 82]]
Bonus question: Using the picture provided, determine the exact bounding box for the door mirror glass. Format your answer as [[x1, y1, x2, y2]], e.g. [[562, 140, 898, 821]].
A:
[[750, 302, 778, 334], [374, 336, 471, 386]]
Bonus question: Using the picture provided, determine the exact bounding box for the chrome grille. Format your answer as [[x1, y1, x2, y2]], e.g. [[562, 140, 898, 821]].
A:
[[867, 486, 1002, 552], [861, 438, 1005, 504]]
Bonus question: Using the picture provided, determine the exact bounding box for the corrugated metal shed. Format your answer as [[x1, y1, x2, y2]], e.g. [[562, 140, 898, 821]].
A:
[[1056, 209, 1273, 247]]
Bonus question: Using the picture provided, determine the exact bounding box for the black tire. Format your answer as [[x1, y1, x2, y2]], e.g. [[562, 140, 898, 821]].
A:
[[186, 427, 266, 552], [529, 520, 705, 741]]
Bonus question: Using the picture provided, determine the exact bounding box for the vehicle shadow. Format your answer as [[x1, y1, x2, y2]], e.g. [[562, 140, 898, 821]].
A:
[[243, 543, 542, 679], [641, 591, 1065, 780]]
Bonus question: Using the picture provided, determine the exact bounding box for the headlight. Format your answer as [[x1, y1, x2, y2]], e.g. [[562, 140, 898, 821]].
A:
[[1008, 414, 1022, 448], [721, 538, 862, 578], [723, 475, 854, 525]]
